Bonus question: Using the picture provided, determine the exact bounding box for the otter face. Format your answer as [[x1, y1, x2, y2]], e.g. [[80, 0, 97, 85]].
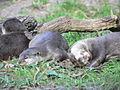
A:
[[69, 42, 91, 66], [3, 18, 27, 34], [19, 48, 42, 65]]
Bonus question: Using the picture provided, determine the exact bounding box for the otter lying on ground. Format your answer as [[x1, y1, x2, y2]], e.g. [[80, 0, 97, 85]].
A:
[[0, 33, 30, 60], [0, 18, 30, 60], [19, 31, 69, 65], [68, 32, 120, 68]]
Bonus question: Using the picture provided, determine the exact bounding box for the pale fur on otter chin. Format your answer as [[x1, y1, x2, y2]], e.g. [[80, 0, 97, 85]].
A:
[[70, 40, 92, 65], [24, 56, 40, 65]]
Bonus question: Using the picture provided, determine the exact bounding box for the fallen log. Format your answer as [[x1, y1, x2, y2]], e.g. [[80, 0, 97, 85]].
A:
[[37, 15, 120, 33]]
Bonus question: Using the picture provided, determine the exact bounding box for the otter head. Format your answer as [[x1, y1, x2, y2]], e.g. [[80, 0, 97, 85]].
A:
[[19, 47, 42, 65], [69, 41, 92, 66], [3, 18, 27, 34]]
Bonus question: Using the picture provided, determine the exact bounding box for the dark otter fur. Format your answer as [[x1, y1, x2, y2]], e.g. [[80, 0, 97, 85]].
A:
[[19, 31, 69, 65], [0, 33, 30, 60], [0, 18, 31, 60], [2, 18, 27, 34], [2, 18, 36, 40], [69, 32, 120, 68]]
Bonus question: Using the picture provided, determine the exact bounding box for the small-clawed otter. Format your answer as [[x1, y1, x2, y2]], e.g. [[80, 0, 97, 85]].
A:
[[68, 32, 120, 68], [2, 18, 34, 40], [2, 18, 27, 34], [19, 31, 69, 65], [0, 33, 30, 60], [0, 18, 30, 60]]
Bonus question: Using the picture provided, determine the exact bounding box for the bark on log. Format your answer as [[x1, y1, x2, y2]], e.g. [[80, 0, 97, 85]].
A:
[[37, 15, 120, 33]]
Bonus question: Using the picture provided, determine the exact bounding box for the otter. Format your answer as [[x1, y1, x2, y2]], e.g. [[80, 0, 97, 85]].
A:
[[68, 32, 120, 68], [2, 18, 27, 34], [0, 18, 30, 60], [19, 31, 69, 65], [2, 18, 34, 39], [0, 33, 30, 60]]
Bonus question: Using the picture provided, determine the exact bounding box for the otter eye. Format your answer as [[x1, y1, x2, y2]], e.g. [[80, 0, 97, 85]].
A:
[[35, 52, 40, 56], [24, 56, 28, 59]]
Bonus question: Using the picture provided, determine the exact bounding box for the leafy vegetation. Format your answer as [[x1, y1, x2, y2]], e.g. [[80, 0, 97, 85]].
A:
[[32, 0, 48, 8], [0, 58, 120, 89], [36, 0, 119, 22], [0, 0, 120, 89]]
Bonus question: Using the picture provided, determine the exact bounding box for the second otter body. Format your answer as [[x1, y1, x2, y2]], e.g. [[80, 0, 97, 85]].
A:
[[69, 32, 120, 67], [0, 33, 30, 60], [19, 31, 69, 65]]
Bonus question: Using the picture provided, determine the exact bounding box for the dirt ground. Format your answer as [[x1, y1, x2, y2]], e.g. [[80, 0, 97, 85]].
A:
[[0, 0, 119, 19], [0, 0, 49, 19]]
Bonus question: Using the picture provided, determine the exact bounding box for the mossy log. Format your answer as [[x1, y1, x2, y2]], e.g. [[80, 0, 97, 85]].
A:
[[37, 15, 120, 33]]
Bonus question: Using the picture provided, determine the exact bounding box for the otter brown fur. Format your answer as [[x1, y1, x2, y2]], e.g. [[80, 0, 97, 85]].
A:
[[19, 31, 69, 65], [69, 32, 120, 68], [0, 33, 30, 60]]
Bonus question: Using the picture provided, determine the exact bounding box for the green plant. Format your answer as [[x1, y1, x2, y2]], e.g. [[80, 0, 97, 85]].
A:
[[32, 0, 48, 8]]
